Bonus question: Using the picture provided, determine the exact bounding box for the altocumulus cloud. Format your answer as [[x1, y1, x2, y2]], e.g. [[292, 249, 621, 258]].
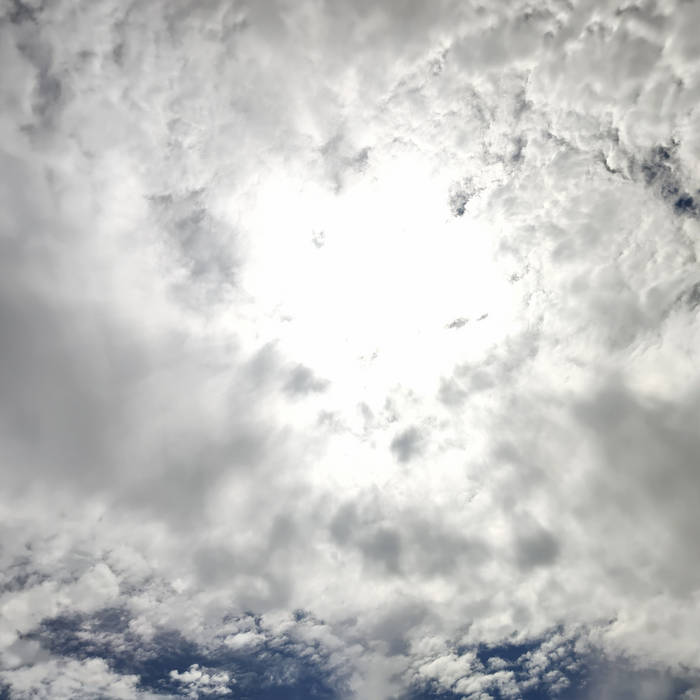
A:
[[1, 0, 700, 698]]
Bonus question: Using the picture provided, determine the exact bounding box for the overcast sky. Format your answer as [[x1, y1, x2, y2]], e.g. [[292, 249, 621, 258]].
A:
[[1, 0, 700, 698]]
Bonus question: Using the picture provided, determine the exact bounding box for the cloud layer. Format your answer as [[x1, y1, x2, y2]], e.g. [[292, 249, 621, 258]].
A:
[[1, 0, 700, 697]]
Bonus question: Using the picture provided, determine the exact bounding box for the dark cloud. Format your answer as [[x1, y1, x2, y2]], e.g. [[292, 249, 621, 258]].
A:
[[673, 193, 697, 216], [6, 0, 41, 25], [329, 502, 358, 546], [514, 526, 560, 570], [608, 142, 700, 219], [359, 526, 403, 575]]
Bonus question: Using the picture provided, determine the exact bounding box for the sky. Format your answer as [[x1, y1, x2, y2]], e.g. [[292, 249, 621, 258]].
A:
[[1, 0, 700, 698]]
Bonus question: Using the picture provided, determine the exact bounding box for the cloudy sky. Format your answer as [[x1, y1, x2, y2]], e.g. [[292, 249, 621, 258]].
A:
[[1, 0, 700, 698]]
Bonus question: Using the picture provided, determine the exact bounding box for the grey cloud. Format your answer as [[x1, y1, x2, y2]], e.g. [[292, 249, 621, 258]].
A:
[[446, 316, 468, 329], [283, 364, 329, 396], [32, 68, 62, 124], [573, 382, 700, 595], [580, 663, 695, 700], [148, 189, 238, 296], [677, 281, 700, 311], [438, 330, 539, 407], [329, 502, 358, 546], [320, 134, 371, 193], [329, 499, 490, 582], [510, 135, 527, 163], [0, 247, 147, 494], [637, 144, 699, 218], [359, 526, 403, 575], [0, 166, 295, 530], [438, 377, 468, 408], [6, 0, 41, 25], [390, 426, 423, 463], [370, 600, 428, 656], [406, 517, 489, 578], [0, 235, 285, 522], [448, 178, 481, 217], [513, 525, 560, 571], [124, 426, 271, 526], [448, 189, 469, 218], [596, 139, 700, 219]]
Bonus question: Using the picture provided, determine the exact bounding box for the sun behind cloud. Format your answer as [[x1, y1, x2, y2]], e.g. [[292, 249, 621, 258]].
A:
[[1, 1, 700, 698]]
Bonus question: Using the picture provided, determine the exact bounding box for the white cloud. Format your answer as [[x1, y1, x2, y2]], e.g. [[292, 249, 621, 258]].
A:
[[0, 657, 159, 700], [169, 664, 232, 697], [1, 0, 700, 697]]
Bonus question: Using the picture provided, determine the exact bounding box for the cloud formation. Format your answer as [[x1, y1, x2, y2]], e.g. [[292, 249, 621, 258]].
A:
[[1, 0, 700, 698]]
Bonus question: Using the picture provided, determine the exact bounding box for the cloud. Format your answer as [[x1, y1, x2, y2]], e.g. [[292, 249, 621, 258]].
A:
[[512, 523, 560, 571], [169, 665, 232, 697], [0, 657, 155, 700], [283, 364, 330, 396], [390, 426, 424, 463], [2, 0, 700, 698]]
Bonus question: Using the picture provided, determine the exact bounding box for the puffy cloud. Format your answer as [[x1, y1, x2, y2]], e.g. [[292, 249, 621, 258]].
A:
[[0, 657, 156, 700], [169, 664, 232, 697], [1, 0, 700, 697]]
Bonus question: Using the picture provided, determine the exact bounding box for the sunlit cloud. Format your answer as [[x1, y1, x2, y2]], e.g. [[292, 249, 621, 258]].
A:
[[2, 0, 700, 698]]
